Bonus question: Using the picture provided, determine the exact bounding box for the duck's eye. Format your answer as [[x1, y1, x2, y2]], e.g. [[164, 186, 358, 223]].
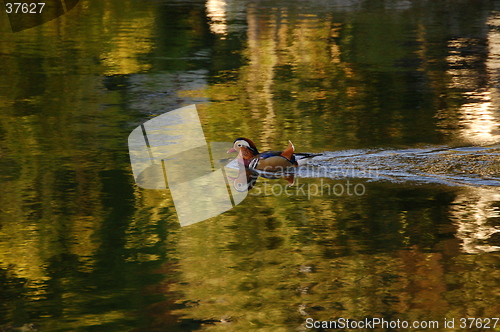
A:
[[237, 183, 243, 188], [237, 144, 242, 147]]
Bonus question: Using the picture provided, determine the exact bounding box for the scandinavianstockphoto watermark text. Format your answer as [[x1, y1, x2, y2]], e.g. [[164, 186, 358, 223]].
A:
[[305, 317, 500, 330], [249, 178, 367, 198], [248, 165, 379, 198]]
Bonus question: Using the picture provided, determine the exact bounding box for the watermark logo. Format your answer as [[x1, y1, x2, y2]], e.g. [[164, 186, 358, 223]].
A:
[[128, 105, 248, 227], [3, 0, 79, 32]]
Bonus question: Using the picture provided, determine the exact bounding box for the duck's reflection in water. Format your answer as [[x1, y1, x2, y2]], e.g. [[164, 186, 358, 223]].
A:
[[226, 161, 296, 192]]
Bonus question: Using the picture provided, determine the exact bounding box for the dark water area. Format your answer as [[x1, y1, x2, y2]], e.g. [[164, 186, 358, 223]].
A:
[[0, 0, 499, 331]]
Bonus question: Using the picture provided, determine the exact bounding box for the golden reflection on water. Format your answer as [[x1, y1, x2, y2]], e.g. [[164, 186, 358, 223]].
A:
[[202, 8, 351, 151], [450, 187, 500, 254], [442, 14, 500, 145], [206, 0, 227, 36], [246, 5, 280, 149], [456, 91, 499, 145], [101, 16, 155, 75]]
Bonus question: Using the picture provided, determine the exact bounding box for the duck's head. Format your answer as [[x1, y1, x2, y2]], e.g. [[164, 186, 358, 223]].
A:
[[227, 137, 259, 154]]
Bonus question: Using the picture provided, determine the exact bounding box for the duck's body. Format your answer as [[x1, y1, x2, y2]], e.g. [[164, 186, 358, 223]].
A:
[[227, 137, 320, 171]]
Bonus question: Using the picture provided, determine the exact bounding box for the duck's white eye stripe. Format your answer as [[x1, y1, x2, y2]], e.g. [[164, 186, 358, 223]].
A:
[[236, 141, 249, 147]]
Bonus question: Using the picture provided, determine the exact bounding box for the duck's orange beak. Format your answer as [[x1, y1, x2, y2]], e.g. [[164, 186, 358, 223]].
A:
[[227, 147, 236, 153]]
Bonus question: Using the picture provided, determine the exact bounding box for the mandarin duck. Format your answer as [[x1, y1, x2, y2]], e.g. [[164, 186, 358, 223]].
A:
[[227, 137, 320, 171], [229, 145, 296, 187]]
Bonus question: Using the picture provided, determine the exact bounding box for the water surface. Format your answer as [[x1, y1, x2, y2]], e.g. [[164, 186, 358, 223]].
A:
[[0, 0, 499, 331]]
